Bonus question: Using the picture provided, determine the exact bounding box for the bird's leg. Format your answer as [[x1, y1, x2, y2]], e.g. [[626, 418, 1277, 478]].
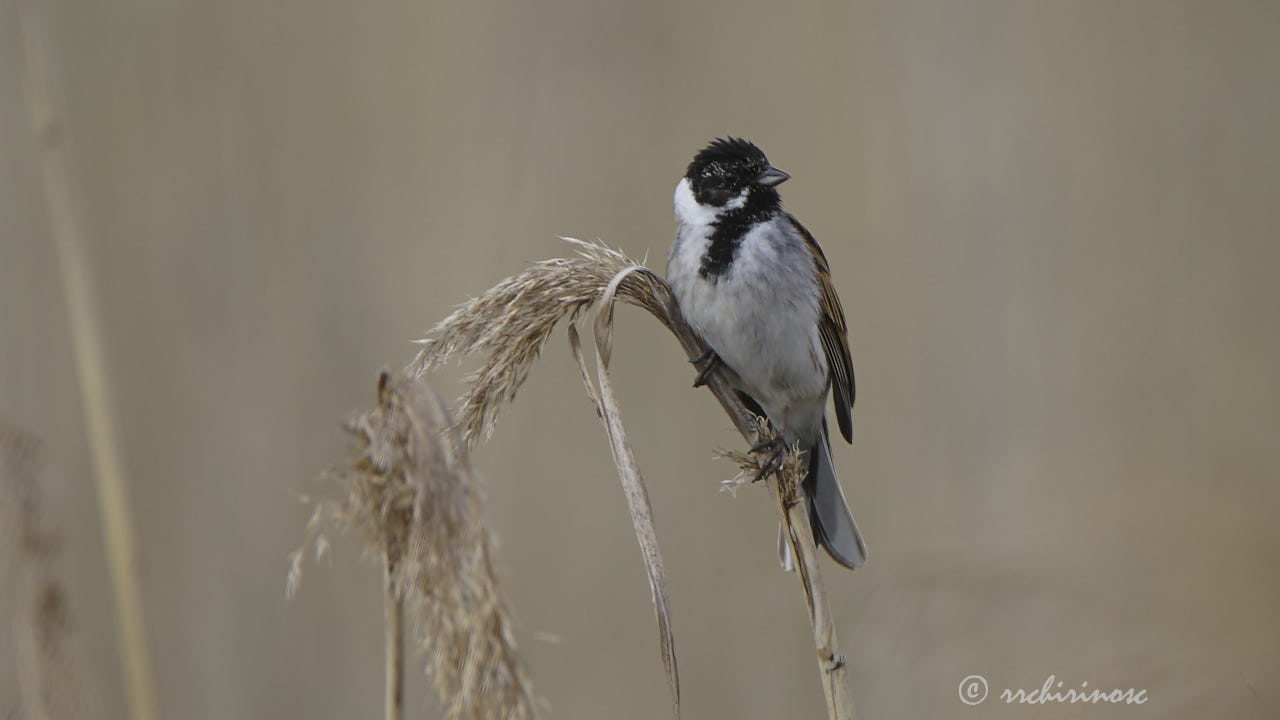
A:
[[751, 409, 790, 482], [690, 348, 722, 388]]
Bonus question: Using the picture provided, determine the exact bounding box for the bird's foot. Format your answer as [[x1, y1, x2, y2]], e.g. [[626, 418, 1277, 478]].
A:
[[750, 433, 788, 483], [690, 348, 722, 388]]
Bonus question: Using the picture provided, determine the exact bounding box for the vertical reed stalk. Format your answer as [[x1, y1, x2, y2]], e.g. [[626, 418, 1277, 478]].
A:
[[15, 3, 160, 719], [384, 554, 404, 720]]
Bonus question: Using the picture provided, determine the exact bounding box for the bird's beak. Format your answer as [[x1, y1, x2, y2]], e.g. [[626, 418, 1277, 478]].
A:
[[756, 166, 790, 187]]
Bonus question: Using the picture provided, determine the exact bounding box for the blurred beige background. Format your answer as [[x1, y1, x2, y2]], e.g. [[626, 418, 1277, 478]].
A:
[[2, 1, 1278, 718]]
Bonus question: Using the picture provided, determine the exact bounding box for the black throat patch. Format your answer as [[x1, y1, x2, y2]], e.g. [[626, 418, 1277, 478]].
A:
[[698, 188, 781, 280]]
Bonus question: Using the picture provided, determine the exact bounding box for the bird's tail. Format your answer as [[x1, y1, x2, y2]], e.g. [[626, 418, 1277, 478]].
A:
[[778, 421, 867, 570]]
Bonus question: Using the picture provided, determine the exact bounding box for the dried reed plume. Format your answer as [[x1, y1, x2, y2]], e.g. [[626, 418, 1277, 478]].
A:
[[1, 427, 85, 720], [409, 239, 671, 449], [290, 372, 538, 720], [405, 239, 857, 719]]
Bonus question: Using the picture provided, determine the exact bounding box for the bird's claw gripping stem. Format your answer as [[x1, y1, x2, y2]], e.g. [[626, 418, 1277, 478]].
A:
[[750, 433, 788, 483], [690, 348, 722, 388]]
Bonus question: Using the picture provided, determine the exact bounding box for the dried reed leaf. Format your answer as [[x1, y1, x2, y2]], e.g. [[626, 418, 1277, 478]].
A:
[[292, 373, 538, 720], [568, 265, 681, 717]]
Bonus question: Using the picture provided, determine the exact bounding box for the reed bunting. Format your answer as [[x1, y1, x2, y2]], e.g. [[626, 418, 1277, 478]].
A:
[[666, 137, 866, 569]]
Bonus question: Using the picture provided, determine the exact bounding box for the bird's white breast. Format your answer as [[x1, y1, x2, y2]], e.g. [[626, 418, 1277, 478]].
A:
[[667, 179, 828, 423]]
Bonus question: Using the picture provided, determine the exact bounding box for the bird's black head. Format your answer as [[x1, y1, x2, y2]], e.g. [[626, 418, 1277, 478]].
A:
[[685, 137, 790, 208]]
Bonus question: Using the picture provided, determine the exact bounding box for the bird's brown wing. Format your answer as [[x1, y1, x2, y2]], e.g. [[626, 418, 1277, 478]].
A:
[[788, 214, 855, 443]]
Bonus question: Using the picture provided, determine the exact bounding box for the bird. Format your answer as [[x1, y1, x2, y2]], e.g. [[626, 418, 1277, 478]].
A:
[[666, 137, 866, 570]]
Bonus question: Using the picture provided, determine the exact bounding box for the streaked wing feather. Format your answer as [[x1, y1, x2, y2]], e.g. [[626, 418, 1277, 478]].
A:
[[788, 214, 855, 443]]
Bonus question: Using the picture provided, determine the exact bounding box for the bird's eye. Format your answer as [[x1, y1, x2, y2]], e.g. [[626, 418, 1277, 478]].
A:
[[704, 188, 733, 205]]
